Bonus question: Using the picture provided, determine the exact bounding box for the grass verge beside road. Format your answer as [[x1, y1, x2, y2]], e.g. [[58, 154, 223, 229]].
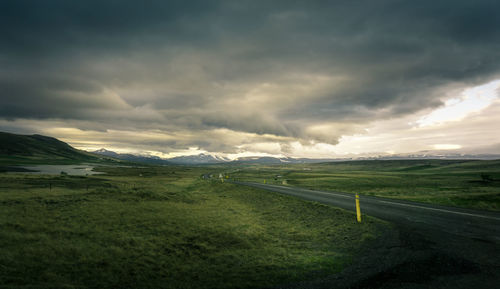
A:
[[0, 166, 382, 288], [228, 160, 500, 211]]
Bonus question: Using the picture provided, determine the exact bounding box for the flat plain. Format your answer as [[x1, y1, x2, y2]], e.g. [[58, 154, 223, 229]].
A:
[[228, 159, 500, 211], [2, 159, 499, 288], [0, 165, 383, 288]]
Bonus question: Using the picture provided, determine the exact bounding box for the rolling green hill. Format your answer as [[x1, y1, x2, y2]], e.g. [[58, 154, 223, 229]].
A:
[[0, 131, 113, 164]]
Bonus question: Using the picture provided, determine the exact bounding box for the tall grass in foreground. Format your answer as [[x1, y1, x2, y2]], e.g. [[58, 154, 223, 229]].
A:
[[0, 167, 382, 288]]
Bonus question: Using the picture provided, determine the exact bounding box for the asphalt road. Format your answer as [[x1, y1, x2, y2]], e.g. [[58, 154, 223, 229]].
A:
[[231, 181, 500, 243], [230, 181, 500, 288]]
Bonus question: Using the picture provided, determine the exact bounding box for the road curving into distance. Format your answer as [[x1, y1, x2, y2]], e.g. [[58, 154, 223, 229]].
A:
[[230, 180, 500, 289], [231, 181, 500, 243]]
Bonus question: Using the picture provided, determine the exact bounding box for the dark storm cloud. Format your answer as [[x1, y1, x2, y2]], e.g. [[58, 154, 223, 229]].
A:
[[1, 0, 500, 152]]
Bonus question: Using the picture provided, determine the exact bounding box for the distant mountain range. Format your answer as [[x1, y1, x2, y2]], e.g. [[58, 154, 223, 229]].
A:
[[92, 148, 231, 165], [1, 131, 499, 166], [93, 149, 500, 165], [91, 149, 340, 165], [167, 153, 230, 164], [354, 151, 500, 161], [231, 156, 338, 164]]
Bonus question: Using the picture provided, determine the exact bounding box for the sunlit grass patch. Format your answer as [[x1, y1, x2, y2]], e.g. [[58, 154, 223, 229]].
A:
[[0, 167, 382, 288]]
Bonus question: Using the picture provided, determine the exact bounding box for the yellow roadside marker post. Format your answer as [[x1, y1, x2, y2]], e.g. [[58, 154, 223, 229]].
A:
[[355, 193, 362, 222], [264, 179, 266, 184]]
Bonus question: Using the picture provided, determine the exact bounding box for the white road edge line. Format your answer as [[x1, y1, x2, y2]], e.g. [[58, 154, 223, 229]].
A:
[[248, 183, 500, 221], [377, 200, 500, 221], [258, 184, 352, 199], [301, 189, 352, 199]]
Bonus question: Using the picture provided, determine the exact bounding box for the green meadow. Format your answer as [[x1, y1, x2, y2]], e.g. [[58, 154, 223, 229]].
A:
[[228, 159, 500, 211], [0, 166, 382, 288]]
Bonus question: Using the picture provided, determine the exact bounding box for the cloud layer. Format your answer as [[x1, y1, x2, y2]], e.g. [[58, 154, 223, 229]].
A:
[[1, 0, 500, 156]]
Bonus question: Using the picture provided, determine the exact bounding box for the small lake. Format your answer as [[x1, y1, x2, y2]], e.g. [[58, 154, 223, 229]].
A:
[[18, 164, 105, 176]]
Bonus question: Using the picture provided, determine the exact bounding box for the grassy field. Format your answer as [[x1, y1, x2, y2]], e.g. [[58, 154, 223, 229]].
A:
[[0, 165, 382, 288], [227, 159, 500, 211]]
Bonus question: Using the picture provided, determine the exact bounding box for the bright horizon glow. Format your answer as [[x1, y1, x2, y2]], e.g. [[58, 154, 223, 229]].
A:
[[2, 79, 500, 159], [416, 80, 500, 127], [2, 2, 500, 160], [56, 78, 500, 159], [432, 144, 462, 150]]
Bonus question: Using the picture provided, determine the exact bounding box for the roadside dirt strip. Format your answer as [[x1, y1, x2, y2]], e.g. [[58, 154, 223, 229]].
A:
[[231, 181, 500, 289]]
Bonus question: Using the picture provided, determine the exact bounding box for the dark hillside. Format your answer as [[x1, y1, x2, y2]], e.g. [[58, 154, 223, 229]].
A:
[[0, 131, 111, 164]]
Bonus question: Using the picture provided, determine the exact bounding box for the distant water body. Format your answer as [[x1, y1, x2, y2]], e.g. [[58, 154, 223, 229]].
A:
[[18, 164, 104, 176]]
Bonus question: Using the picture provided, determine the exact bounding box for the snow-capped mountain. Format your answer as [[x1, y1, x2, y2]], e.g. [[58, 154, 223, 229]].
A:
[[92, 148, 500, 166], [92, 149, 229, 165], [167, 153, 230, 164]]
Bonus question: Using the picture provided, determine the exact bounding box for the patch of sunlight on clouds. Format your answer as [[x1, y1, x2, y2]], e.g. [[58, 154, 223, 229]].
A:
[[432, 144, 462, 150], [154, 147, 208, 158], [416, 79, 500, 127]]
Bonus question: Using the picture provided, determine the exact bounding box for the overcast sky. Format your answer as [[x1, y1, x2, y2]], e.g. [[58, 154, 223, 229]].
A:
[[1, 0, 500, 158]]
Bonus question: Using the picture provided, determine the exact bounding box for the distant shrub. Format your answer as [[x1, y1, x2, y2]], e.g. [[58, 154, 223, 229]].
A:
[[480, 173, 493, 182]]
